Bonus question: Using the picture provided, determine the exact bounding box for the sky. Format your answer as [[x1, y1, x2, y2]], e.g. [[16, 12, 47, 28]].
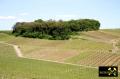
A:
[[0, 0, 120, 30]]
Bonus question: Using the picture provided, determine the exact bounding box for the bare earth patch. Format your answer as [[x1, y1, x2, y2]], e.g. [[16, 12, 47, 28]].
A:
[[24, 48, 79, 62]]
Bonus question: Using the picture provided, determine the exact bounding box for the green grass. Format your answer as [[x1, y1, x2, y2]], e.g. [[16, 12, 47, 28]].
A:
[[0, 31, 115, 63], [0, 30, 12, 35], [65, 51, 97, 63], [101, 29, 120, 37], [0, 29, 120, 79], [0, 43, 114, 79], [3, 35, 113, 63], [0, 33, 15, 42], [81, 31, 119, 41]]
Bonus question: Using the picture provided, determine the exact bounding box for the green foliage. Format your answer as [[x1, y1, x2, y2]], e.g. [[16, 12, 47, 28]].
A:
[[12, 19, 100, 40]]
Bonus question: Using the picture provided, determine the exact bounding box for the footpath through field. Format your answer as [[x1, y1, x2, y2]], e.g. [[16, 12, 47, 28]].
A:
[[0, 41, 97, 69], [0, 39, 120, 71]]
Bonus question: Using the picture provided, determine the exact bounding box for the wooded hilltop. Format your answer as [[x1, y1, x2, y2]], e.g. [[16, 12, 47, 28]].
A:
[[13, 19, 100, 40]]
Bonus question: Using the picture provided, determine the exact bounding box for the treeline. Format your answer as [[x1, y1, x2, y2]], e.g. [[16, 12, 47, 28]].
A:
[[12, 19, 100, 40]]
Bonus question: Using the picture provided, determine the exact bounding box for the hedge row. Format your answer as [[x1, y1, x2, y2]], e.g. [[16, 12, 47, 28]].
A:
[[12, 19, 100, 40]]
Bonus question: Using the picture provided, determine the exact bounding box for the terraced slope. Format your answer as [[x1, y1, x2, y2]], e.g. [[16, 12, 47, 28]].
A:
[[66, 30, 120, 71], [73, 52, 120, 68], [81, 31, 119, 43]]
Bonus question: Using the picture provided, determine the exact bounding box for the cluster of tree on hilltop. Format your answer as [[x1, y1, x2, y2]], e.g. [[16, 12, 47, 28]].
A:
[[12, 19, 100, 40]]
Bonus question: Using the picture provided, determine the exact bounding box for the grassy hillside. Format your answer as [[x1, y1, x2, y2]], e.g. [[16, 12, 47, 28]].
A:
[[101, 29, 120, 37], [0, 43, 111, 79], [0, 29, 120, 79]]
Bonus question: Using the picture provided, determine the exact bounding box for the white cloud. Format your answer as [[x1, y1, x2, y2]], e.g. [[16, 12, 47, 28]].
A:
[[19, 13, 29, 16], [16, 18, 32, 22], [0, 16, 16, 20]]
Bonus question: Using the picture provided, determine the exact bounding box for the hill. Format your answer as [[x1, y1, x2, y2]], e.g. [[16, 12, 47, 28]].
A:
[[0, 29, 120, 79]]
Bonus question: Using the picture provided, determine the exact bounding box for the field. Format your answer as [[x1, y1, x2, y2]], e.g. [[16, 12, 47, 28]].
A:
[[0, 40, 111, 79], [0, 29, 120, 79]]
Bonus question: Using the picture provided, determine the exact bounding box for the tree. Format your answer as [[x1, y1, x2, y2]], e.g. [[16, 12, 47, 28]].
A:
[[12, 19, 100, 40]]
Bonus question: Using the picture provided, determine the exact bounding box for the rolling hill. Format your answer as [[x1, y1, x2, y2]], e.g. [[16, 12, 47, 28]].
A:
[[0, 29, 120, 79]]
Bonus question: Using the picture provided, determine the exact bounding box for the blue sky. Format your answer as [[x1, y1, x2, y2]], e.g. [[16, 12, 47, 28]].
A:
[[0, 0, 120, 30]]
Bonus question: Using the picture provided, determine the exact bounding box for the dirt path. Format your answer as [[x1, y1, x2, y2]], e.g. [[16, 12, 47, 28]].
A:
[[0, 41, 23, 57], [13, 45, 23, 57], [0, 41, 97, 69], [0, 41, 120, 71]]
